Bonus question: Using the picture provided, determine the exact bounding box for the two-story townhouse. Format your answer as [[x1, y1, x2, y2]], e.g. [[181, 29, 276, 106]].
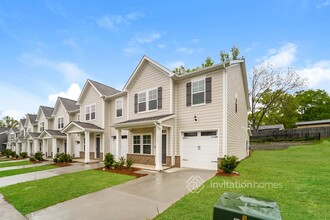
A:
[[0, 127, 9, 152], [6, 127, 19, 152], [35, 106, 54, 158], [25, 114, 40, 156], [15, 119, 27, 153], [39, 97, 80, 158], [62, 80, 120, 162], [107, 56, 249, 171]]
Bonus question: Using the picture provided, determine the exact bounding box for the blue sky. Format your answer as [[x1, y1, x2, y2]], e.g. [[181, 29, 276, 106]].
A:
[[1, 0, 330, 119]]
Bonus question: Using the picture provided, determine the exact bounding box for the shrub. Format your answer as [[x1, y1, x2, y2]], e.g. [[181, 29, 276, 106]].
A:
[[20, 152, 28, 158], [218, 155, 240, 173], [126, 158, 133, 169], [3, 149, 13, 158], [15, 154, 19, 159], [34, 151, 44, 161], [113, 161, 120, 169], [53, 153, 72, 163], [118, 157, 126, 168], [11, 151, 17, 158], [104, 153, 114, 169], [29, 157, 36, 162]]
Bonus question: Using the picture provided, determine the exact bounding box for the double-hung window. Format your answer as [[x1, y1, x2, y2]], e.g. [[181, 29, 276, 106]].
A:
[[86, 104, 96, 121], [192, 79, 205, 105], [133, 134, 152, 154], [116, 99, 123, 118], [133, 136, 141, 153], [148, 89, 158, 110], [138, 92, 147, 112], [142, 135, 151, 154], [57, 117, 64, 129], [40, 122, 44, 132]]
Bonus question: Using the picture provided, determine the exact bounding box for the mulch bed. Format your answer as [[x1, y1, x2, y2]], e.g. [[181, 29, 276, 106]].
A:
[[51, 162, 72, 167], [216, 171, 240, 177], [96, 167, 148, 178]]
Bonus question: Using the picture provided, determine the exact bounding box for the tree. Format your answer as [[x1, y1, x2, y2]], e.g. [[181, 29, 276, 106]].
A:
[[0, 116, 19, 128], [258, 92, 299, 128], [220, 45, 243, 63], [295, 89, 330, 121], [173, 57, 214, 75], [250, 65, 306, 131]]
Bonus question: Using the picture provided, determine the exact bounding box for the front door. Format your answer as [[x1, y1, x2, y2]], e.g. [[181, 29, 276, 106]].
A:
[[162, 134, 167, 164], [96, 137, 101, 158]]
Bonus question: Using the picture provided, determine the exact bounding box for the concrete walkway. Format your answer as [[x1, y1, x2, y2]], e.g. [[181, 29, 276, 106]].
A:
[[27, 168, 215, 220], [0, 162, 103, 187], [0, 159, 29, 163], [0, 194, 26, 220], [0, 161, 53, 172]]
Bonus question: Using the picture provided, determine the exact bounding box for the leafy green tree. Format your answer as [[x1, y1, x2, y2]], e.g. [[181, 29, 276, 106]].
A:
[[0, 116, 19, 128], [173, 57, 214, 75], [295, 89, 330, 121]]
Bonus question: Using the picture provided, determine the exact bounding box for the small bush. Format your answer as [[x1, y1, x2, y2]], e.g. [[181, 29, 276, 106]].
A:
[[53, 153, 72, 163], [11, 151, 17, 158], [3, 149, 13, 158], [126, 158, 133, 169], [15, 154, 19, 159], [34, 151, 44, 161], [218, 155, 240, 174], [118, 157, 125, 168], [29, 157, 36, 162], [20, 152, 28, 158], [104, 153, 114, 169], [113, 161, 120, 169]]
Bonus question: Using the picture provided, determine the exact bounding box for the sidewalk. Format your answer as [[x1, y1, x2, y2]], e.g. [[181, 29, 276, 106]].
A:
[[0, 162, 103, 187], [0, 161, 53, 172], [0, 194, 26, 220]]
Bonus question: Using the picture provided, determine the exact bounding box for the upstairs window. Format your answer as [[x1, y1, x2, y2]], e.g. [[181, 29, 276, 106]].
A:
[[77, 114, 80, 122], [192, 79, 205, 105], [57, 117, 64, 129], [138, 92, 147, 112], [40, 122, 44, 132], [148, 89, 158, 110], [86, 104, 96, 121], [10, 134, 15, 140], [116, 99, 123, 118]]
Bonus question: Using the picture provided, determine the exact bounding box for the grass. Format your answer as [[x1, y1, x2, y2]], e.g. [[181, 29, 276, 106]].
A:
[[0, 160, 31, 168], [156, 140, 330, 220], [0, 169, 135, 215], [0, 165, 58, 178]]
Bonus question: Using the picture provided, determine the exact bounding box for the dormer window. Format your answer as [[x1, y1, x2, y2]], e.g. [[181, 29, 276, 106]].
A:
[[86, 104, 96, 121]]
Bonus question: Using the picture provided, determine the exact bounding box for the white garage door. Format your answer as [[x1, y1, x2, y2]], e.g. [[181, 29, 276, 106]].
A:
[[111, 135, 128, 158], [182, 130, 219, 170]]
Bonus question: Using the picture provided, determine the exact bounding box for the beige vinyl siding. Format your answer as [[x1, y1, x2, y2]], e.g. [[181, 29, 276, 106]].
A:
[[176, 70, 224, 157], [52, 103, 69, 130], [128, 62, 171, 120], [37, 113, 48, 132], [48, 119, 54, 131], [80, 84, 104, 128], [226, 64, 249, 160], [26, 119, 37, 133]]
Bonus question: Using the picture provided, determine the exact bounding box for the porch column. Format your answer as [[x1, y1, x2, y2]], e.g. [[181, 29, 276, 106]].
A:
[[101, 133, 105, 161], [33, 139, 39, 154], [170, 127, 174, 166], [115, 129, 122, 160], [155, 125, 163, 171], [85, 131, 90, 163], [27, 141, 31, 156], [80, 134, 84, 157], [52, 138, 57, 158], [42, 139, 47, 159], [66, 134, 72, 155]]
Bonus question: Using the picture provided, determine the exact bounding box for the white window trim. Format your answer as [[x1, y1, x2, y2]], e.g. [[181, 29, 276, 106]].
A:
[[57, 116, 64, 129], [40, 122, 45, 132], [137, 88, 159, 114], [132, 133, 153, 155], [191, 77, 206, 107], [85, 103, 96, 121], [77, 114, 80, 122], [115, 98, 124, 118]]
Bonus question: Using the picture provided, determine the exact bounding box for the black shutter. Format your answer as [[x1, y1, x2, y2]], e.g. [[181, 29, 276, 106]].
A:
[[206, 77, 212, 103], [134, 94, 138, 113], [186, 82, 191, 106], [158, 87, 162, 109]]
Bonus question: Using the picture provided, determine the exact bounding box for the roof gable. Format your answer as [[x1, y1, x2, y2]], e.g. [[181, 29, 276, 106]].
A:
[[123, 56, 172, 91], [36, 106, 54, 121], [52, 97, 79, 116], [25, 114, 37, 127]]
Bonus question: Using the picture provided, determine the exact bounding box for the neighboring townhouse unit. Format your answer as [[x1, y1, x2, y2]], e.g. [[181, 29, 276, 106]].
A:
[[35, 105, 54, 157], [16, 118, 27, 153], [0, 127, 8, 152], [39, 97, 80, 158], [62, 80, 120, 162], [25, 114, 40, 156], [6, 127, 19, 152]]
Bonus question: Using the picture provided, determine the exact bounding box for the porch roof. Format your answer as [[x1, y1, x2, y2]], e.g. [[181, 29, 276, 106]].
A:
[[62, 121, 104, 133], [27, 132, 41, 139], [114, 114, 174, 128], [17, 136, 26, 142], [39, 130, 66, 139]]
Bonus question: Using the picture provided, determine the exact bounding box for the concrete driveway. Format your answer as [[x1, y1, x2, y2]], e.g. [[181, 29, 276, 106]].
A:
[[27, 168, 215, 220]]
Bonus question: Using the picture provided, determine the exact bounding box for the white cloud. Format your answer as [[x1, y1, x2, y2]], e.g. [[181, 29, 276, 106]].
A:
[[167, 61, 185, 70], [134, 32, 161, 44], [123, 31, 163, 56], [175, 47, 204, 55], [63, 38, 79, 50], [256, 42, 298, 68], [158, 44, 166, 49], [97, 12, 143, 31], [317, 0, 330, 8], [47, 83, 81, 105], [19, 53, 88, 83], [297, 60, 330, 88]]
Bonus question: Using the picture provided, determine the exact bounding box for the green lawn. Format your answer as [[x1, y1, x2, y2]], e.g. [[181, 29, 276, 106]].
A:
[[156, 140, 330, 220], [0, 160, 31, 168], [0, 169, 135, 215], [0, 165, 58, 178]]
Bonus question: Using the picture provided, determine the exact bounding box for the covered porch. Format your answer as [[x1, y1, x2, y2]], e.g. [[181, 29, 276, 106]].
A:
[[26, 132, 41, 156], [39, 130, 67, 158], [62, 121, 104, 163], [114, 114, 175, 171]]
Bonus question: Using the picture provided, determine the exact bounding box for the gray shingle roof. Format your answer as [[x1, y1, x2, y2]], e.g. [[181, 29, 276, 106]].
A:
[[117, 114, 174, 125], [0, 127, 8, 133], [46, 130, 66, 137], [40, 106, 54, 118], [258, 124, 284, 131], [28, 132, 41, 138], [295, 119, 330, 126], [74, 121, 103, 130], [59, 97, 80, 112], [27, 114, 38, 125], [89, 79, 121, 96], [20, 119, 26, 126]]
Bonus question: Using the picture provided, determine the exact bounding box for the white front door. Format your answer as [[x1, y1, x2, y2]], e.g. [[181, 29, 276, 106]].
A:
[[111, 135, 128, 158], [182, 130, 219, 170]]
